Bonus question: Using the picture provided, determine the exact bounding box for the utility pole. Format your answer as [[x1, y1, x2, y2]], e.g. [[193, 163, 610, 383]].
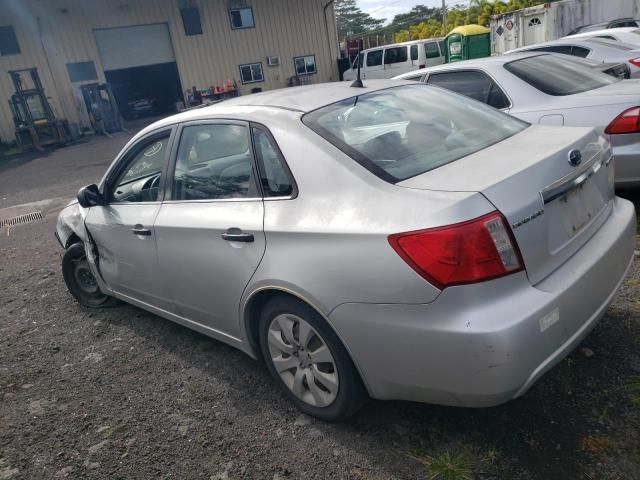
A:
[[442, 0, 447, 36]]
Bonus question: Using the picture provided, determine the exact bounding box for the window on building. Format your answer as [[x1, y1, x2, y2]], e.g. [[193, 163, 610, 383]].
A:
[[230, 7, 255, 29], [0, 26, 20, 55], [180, 7, 203, 35], [239, 62, 263, 83], [294, 54, 316, 75], [384, 46, 408, 64], [528, 17, 542, 26], [66, 61, 98, 82]]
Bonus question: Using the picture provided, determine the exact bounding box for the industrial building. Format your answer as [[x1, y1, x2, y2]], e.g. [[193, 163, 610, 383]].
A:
[[0, 0, 339, 143]]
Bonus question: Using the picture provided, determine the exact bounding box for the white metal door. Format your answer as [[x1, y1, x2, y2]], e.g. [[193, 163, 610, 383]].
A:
[[94, 23, 176, 71]]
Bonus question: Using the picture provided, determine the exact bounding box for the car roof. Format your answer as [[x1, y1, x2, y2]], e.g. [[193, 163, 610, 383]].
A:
[[566, 26, 640, 38], [393, 52, 546, 78], [135, 79, 417, 138], [507, 36, 639, 52], [356, 38, 443, 52]]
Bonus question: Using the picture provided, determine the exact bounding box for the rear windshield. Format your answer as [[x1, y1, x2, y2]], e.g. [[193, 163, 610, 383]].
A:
[[302, 84, 527, 183], [504, 54, 618, 96]]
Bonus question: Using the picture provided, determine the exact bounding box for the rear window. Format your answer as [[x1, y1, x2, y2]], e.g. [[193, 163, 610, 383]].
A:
[[302, 85, 527, 183], [504, 54, 618, 96]]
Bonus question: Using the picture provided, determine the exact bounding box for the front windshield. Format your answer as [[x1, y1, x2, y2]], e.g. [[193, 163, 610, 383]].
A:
[[505, 54, 619, 96], [302, 84, 528, 183]]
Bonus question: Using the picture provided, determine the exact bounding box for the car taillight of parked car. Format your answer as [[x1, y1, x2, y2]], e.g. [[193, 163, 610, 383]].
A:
[[388, 211, 523, 289], [605, 106, 640, 134], [628, 58, 640, 68]]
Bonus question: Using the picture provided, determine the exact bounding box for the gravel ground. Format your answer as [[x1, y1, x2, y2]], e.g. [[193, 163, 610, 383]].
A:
[[1, 134, 639, 479]]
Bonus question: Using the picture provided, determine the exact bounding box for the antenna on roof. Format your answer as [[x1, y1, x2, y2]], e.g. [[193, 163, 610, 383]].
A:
[[351, 39, 364, 88]]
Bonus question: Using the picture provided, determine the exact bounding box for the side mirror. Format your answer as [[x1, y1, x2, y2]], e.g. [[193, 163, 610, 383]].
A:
[[77, 184, 104, 208]]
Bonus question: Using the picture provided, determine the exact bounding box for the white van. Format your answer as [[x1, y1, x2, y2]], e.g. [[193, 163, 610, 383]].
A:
[[343, 39, 446, 81]]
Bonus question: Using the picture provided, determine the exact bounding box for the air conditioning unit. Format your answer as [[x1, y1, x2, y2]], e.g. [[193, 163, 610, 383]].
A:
[[267, 56, 280, 66]]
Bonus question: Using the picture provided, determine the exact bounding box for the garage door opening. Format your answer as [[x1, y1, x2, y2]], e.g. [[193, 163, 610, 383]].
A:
[[94, 23, 183, 120], [105, 62, 182, 119]]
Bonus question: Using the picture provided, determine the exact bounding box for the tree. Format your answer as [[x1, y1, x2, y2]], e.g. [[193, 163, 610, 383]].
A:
[[335, 0, 385, 39]]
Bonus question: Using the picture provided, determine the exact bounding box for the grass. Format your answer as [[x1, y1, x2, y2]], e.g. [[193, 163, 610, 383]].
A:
[[624, 377, 640, 408], [580, 435, 613, 453], [405, 447, 473, 480]]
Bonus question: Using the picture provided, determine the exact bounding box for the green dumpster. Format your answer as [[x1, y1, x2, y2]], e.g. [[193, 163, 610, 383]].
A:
[[444, 25, 491, 63]]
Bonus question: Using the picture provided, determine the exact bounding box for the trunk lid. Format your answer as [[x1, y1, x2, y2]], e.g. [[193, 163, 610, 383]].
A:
[[398, 125, 614, 285]]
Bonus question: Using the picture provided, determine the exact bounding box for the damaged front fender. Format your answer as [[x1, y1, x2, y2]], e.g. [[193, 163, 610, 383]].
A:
[[56, 200, 111, 295], [56, 200, 88, 248]]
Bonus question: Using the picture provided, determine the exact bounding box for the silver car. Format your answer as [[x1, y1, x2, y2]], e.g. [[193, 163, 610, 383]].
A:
[[565, 27, 640, 47], [506, 38, 640, 78], [395, 52, 640, 187], [56, 80, 636, 421]]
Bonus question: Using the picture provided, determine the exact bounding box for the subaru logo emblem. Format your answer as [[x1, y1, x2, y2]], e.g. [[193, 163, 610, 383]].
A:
[[568, 149, 582, 167]]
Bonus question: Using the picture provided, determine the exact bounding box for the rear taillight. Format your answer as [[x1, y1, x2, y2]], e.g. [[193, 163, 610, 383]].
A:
[[605, 107, 640, 134], [629, 58, 640, 68], [388, 211, 523, 289]]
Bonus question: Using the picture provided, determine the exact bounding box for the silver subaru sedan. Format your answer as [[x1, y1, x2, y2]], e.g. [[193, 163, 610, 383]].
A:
[[56, 80, 636, 421]]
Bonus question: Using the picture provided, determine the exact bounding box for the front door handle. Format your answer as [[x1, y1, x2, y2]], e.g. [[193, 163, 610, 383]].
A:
[[221, 228, 254, 243], [131, 224, 152, 236]]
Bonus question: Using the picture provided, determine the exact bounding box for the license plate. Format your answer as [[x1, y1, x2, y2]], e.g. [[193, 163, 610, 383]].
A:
[[558, 184, 594, 237]]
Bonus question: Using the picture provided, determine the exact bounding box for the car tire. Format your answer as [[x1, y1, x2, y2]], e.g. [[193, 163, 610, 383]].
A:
[[62, 242, 120, 308], [259, 296, 368, 422]]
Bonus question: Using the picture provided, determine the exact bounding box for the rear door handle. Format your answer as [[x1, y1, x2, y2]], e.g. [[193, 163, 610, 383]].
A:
[[221, 228, 254, 243], [131, 224, 152, 236]]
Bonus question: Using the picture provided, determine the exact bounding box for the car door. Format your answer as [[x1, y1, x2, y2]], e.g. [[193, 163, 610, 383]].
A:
[[383, 46, 410, 77], [425, 41, 444, 66], [363, 49, 384, 78], [425, 69, 511, 111], [153, 120, 266, 339], [84, 128, 174, 311]]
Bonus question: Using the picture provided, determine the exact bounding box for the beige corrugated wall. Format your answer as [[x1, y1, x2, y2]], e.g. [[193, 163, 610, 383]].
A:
[[0, 0, 339, 143]]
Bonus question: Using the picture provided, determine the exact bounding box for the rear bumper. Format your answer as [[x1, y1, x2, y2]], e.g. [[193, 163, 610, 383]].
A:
[[612, 133, 640, 187], [329, 197, 636, 407]]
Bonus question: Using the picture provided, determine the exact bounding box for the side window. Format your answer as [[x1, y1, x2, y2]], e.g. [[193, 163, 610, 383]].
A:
[[571, 46, 591, 57], [252, 127, 294, 197], [172, 124, 255, 200], [410, 44, 418, 61], [110, 133, 170, 203], [366, 50, 383, 67], [438, 40, 445, 55], [425, 42, 440, 59], [427, 70, 509, 109], [384, 46, 408, 64], [613, 20, 636, 28]]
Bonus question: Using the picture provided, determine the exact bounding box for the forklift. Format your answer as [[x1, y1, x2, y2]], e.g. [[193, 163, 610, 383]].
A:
[[80, 82, 125, 135], [8, 68, 71, 150]]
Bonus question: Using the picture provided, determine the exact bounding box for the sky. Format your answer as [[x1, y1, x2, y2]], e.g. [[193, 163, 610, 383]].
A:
[[358, 0, 470, 24]]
